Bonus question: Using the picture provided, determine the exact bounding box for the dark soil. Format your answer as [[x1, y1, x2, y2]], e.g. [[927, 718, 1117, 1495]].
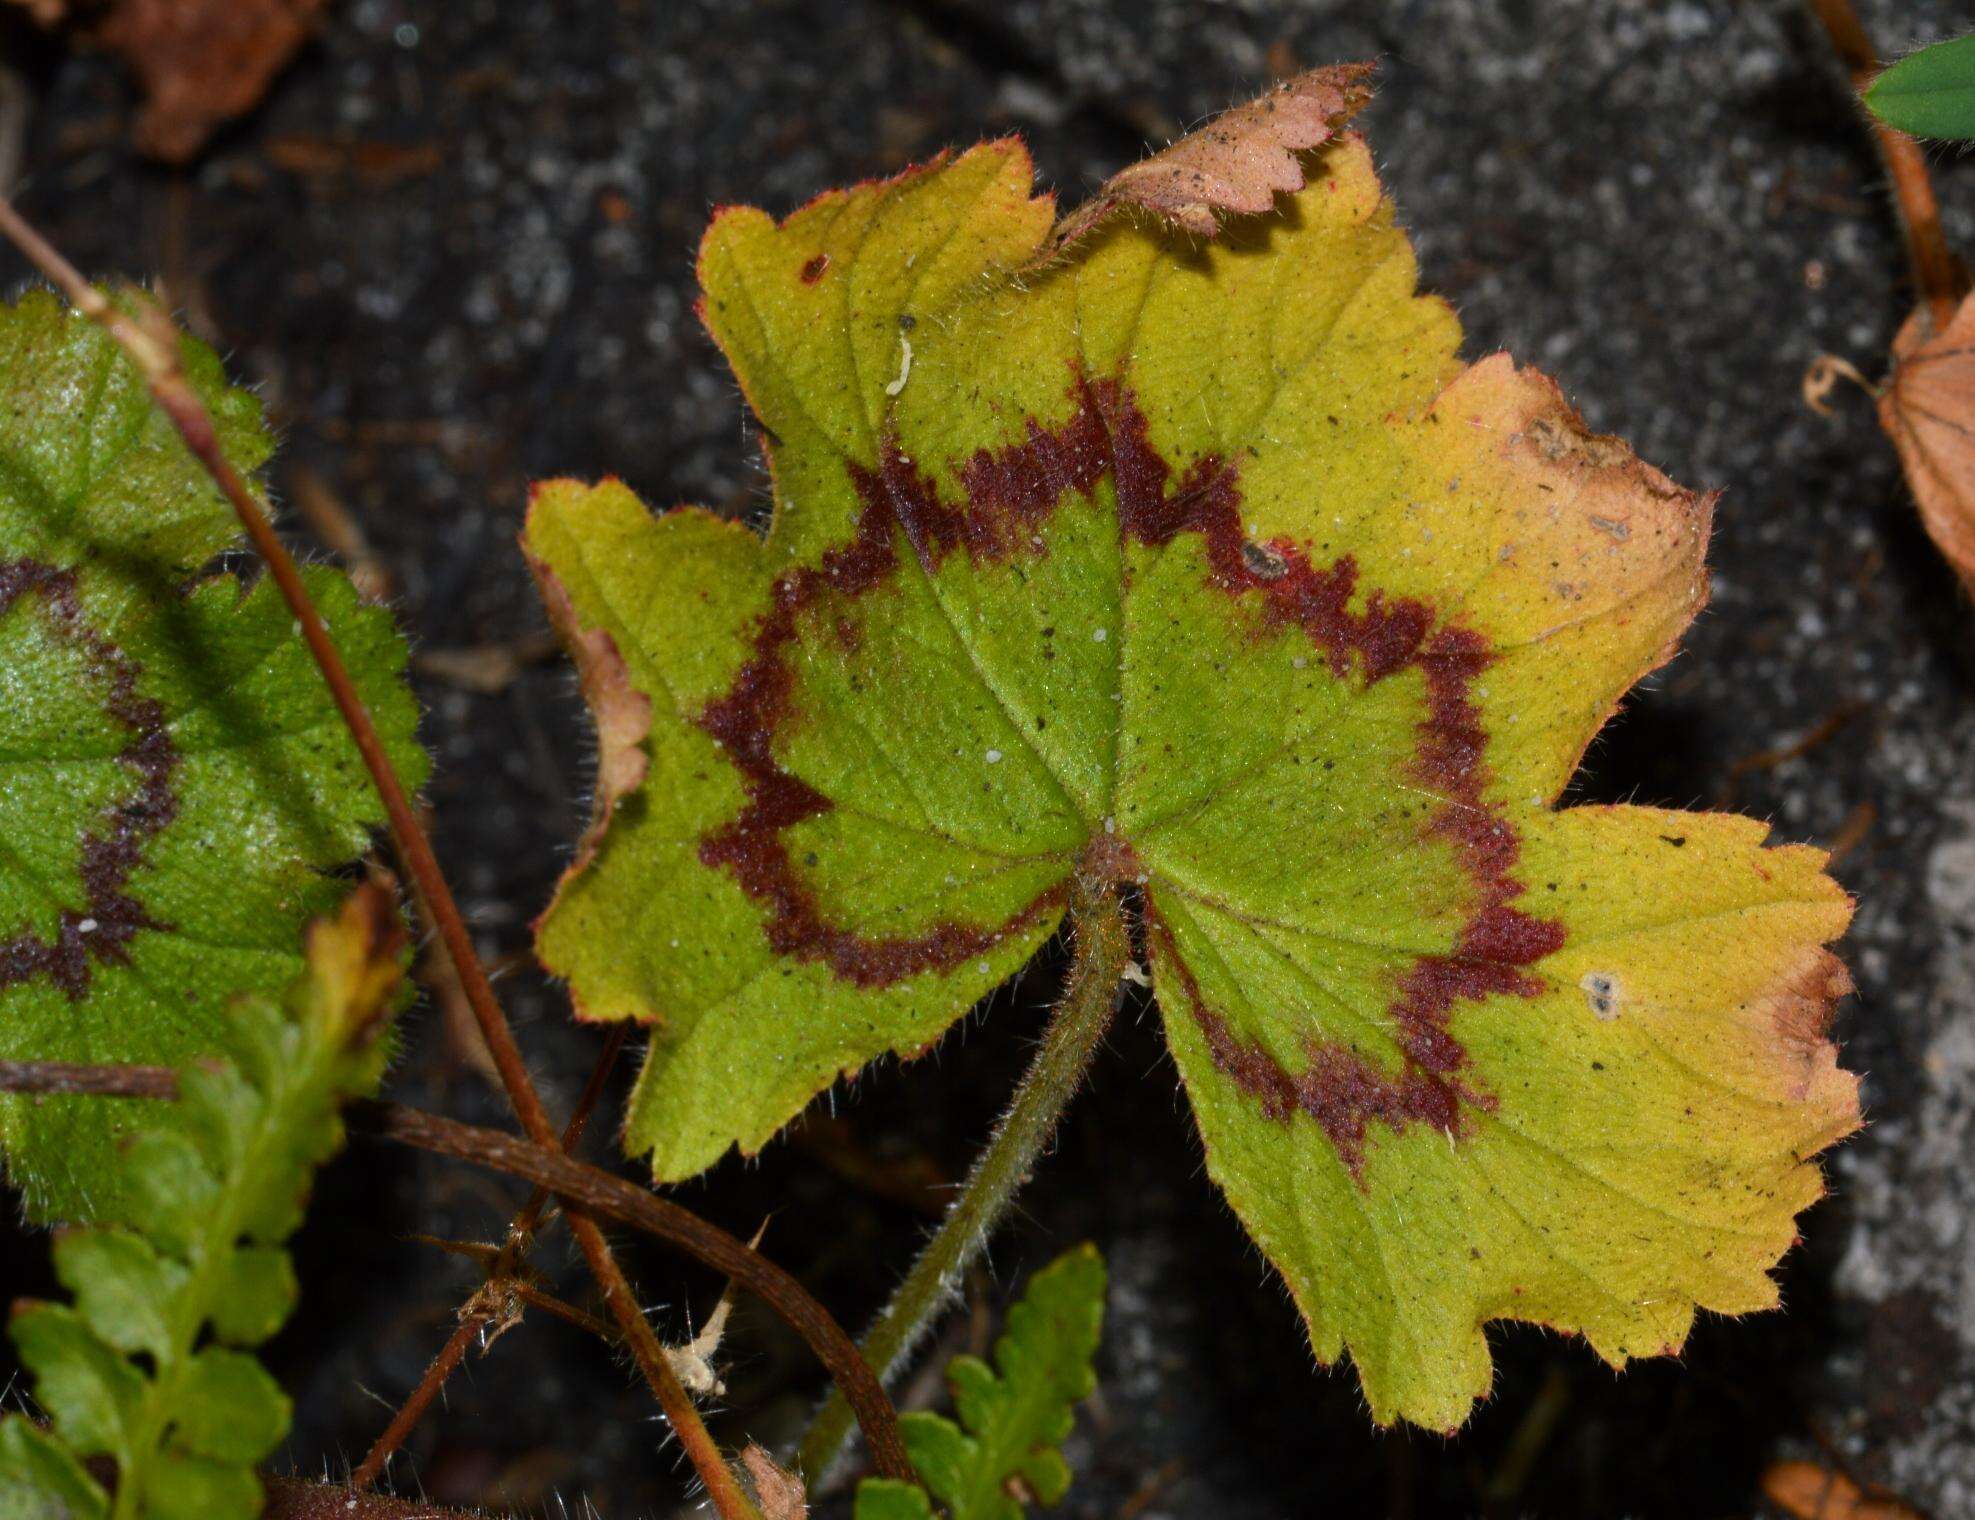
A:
[[2, 2, 1973, 1517]]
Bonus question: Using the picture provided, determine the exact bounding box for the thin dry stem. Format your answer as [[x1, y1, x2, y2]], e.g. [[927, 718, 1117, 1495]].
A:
[[0, 1062, 898, 1498], [350, 1024, 631, 1490], [0, 1061, 177, 1098], [352, 1098, 914, 1482]]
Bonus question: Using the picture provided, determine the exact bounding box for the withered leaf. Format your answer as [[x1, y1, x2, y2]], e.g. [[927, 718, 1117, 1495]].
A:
[[7, 0, 325, 162], [1050, 64, 1372, 248], [1880, 290, 1975, 595]]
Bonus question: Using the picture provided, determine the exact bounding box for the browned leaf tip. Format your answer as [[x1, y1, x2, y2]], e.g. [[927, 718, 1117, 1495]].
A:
[[1051, 63, 1374, 250], [522, 551, 653, 880], [1880, 290, 1975, 598]]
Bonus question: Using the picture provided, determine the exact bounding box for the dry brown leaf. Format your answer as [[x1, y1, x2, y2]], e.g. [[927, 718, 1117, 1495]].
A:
[[10, 0, 325, 162], [1051, 63, 1373, 249], [1880, 289, 1975, 596], [1761, 1460, 1924, 1520]]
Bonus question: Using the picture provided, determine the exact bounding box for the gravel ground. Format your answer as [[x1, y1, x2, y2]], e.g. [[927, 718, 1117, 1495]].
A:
[[2, 1, 1973, 1516]]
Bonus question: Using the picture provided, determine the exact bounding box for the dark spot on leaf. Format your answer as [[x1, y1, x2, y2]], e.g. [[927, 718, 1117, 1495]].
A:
[[1240, 539, 1290, 580]]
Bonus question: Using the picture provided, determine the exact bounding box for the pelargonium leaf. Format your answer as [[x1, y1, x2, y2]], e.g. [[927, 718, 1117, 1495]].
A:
[[528, 70, 1860, 1428], [0, 288, 426, 1222]]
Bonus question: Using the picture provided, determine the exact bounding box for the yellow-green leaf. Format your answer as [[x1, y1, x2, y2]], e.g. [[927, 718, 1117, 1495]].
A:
[[528, 71, 1859, 1429]]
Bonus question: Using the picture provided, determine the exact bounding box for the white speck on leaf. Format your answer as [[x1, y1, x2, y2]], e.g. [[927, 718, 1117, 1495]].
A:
[[884, 336, 914, 396], [984, 748, 1003, 763]]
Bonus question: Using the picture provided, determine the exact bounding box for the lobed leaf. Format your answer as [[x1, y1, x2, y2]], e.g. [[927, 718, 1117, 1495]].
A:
[[530, 68, 1860, 1427], [0, 288, 427, 1223], [855, 1245, 1105, 1520], [851, 1483, 934, 1520]]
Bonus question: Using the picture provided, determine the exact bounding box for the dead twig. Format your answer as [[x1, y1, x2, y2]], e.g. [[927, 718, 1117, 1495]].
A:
[[350, 1023, 630, 1490]]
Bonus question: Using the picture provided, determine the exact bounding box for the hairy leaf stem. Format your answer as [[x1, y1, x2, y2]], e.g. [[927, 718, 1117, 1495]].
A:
[[793, 874, 1129, 1485]]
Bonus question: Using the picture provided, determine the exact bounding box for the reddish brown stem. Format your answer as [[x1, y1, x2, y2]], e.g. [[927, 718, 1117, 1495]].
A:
[[1809, 0, 1968, 327], [0, 1059, 913, 1481], [0, 200, 757, 1520], [350, 1024, 631, 1491], [351, 1099, 915, 1482], [512, 1282, 617, 1340], [489, 1022, 632, 1276], [0, 1061, 177, 1098]]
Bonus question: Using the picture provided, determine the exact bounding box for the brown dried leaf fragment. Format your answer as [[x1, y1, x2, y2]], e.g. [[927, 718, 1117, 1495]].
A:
[[7, 0, 325, 162], [1051, 63, 1373, 249], [1880, 290, 1975, 596], [1761, 1460, 1924, 1520]]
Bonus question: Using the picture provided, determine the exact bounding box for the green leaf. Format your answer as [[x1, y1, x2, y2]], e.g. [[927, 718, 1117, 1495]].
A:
[[203, 1247, 298, 1346], [0, 1419, 108, 1520], [118, 1133, 218, 1260], [4, 888, 406, 1518], [855, 1246, 1104, 1520], [0, 288, 427, 1223], [171, 1350, 289, 1464], [52, 1231, 186, 1362], [852, 1481, 936, 1520], [9, 1304, 142, 1459], [528, 71, 1860, 1428], [1866, 34, 1975, 140], [138, 1455, 261, 1520]]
